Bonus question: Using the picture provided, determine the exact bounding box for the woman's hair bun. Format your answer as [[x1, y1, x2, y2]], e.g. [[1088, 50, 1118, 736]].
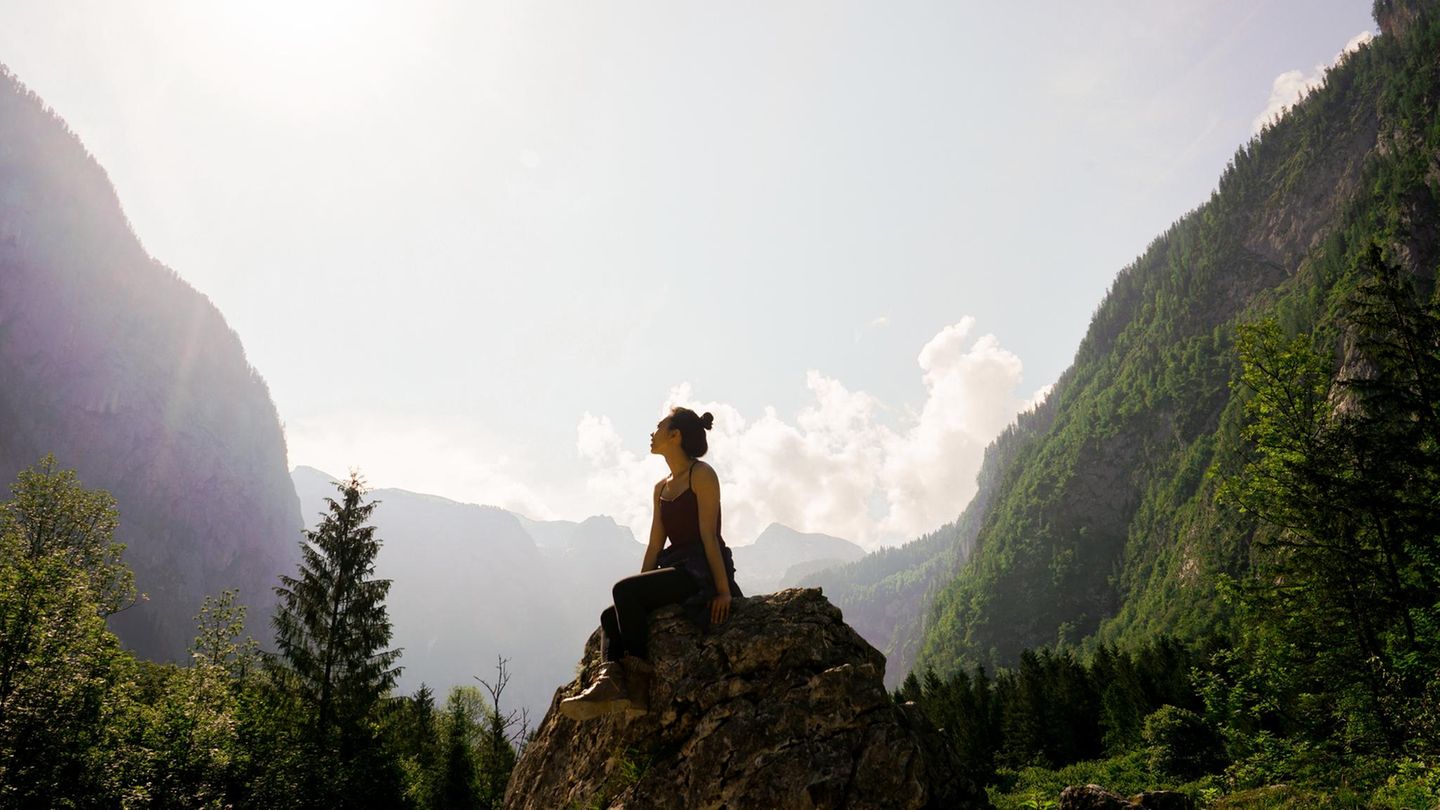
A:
[[700, 412, 714, 430]]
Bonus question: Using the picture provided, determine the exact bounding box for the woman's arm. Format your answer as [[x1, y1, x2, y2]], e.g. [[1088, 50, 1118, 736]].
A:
[[691, 463, 732, 624], [641, 481, 665, 572]]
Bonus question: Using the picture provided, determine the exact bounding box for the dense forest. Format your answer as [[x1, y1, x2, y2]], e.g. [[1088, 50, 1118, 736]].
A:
[[885, 0, 1440, 805], [917, 0, 1438, 678], [0, 459, 526, 808]]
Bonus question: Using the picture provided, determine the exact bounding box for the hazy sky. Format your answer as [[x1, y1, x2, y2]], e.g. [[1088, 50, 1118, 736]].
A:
[[0, 1, 1376, 548]]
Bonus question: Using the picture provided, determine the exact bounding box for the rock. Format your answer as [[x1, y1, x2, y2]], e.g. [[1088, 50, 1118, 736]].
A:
[[1134, 789, 1192, 801], [1058, 785, 1194, 810], [503, 587, 990, 810], [1059, 784, 1130, 810], [1129, 791, 1194, 810]]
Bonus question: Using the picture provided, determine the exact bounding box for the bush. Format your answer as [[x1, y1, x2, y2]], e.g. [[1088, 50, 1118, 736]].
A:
[[988, 750, 1216, 810], [1143, 705, 1226, 780], [1368, 757, 1440, 809]]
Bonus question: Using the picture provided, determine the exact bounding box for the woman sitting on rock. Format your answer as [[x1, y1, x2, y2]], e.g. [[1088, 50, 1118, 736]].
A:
[[560, 406, 744, 720]]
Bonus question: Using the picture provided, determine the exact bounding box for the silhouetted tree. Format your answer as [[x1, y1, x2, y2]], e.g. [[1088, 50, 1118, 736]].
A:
[[272, 470, 403, 806]]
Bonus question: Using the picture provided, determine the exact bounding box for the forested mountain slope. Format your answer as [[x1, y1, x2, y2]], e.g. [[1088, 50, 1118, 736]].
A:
[[801, 399, 1054, 687], [0, 66, 301, 660], [913, 0, 1440, 676]]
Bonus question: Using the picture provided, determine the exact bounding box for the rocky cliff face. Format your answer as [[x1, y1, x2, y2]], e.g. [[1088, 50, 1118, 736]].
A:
[[505, 588, 989, 810], [1375, 0, 1432, 39], [0, 66, 300, 659]]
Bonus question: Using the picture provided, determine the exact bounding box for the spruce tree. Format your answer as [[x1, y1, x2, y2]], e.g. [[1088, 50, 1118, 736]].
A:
[[272, 471, 402, 803]]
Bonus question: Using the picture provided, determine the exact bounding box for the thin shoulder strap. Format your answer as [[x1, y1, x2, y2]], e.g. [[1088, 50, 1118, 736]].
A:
[[685, 459, 698, 493]]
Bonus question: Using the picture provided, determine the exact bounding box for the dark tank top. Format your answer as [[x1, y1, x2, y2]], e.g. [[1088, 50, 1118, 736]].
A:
[[657, 460, 742, 598]]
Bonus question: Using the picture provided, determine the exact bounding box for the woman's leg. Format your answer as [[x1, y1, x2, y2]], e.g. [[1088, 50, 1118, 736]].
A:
[[611, 567, 699, 660], [600, 606, 623, 662]]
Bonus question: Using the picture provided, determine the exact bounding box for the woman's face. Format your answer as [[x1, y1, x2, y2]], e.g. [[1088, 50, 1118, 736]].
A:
[[649, 417, 679, 455]]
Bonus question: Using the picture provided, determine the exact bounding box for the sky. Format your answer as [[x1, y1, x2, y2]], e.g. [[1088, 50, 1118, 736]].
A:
[[0, 1, 1377, 549]]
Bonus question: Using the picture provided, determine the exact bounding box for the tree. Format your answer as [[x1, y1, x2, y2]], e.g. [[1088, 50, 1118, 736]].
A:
[[475, 656, 527, 808], [1219, 247, 1440, 761], [271, 470, 403, 805], [439, 687, 482, 809], [116, 591, 259, 807], [0, 455, 134, 804], [391, 683, 442, 808]]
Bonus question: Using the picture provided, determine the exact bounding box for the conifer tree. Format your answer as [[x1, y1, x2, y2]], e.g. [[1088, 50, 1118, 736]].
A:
[[272, 470, 402, 803]]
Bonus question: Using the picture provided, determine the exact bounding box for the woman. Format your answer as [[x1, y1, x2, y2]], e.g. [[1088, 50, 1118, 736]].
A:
[[559, 406, 743, 721]]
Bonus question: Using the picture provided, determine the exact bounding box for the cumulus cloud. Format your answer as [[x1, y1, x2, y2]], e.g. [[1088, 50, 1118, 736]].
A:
[[578, 319, 1048, 550], [1251, 30, 1375, 135]]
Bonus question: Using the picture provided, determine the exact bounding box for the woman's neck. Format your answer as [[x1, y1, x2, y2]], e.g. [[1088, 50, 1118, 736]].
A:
[[662, 450, 692, 478]]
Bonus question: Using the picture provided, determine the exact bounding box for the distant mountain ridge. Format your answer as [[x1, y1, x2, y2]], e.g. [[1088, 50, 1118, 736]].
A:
[[732, 522, 865, 595], [0, 64, 301, 660], [291, 466, 859, 721]]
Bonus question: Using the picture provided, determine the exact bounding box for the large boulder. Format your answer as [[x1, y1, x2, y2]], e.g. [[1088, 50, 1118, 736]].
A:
[[504, 587, 989, 810]]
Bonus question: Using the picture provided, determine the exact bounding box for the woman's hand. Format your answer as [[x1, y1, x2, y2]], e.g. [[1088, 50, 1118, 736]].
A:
[[710, 592, 732, 625]]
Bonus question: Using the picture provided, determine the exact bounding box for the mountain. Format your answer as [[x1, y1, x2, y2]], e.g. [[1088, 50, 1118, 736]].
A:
[[292, 466, 576, 722], [0, 65, 301, 660], [731, 523, 866, 595], [799, 402, 1053, 688], [904, 0, 1440, 676], [292, 467, 873, 721]]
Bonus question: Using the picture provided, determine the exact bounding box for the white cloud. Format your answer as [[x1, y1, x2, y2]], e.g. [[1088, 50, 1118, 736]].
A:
[[1251, 30, 1375, 135], [854, 314, 891, 344], [578, 319, 1048, 550], [286, 411, 555, 519]]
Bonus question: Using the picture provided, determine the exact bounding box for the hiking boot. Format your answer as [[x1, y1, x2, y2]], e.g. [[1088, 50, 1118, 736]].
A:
[[620, 655, 655, 714], [559, 661, 631, 721]]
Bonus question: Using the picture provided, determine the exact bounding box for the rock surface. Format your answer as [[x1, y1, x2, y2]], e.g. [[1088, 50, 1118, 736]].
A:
[[504, 587, 989, 810], [1059, 785, 1131, 810], [1058, 785, 1194, 810]]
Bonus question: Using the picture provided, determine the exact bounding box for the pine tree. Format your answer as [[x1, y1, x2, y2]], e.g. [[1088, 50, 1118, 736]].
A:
[[272, 470, 403, 803], [439, 687, 482, 810]]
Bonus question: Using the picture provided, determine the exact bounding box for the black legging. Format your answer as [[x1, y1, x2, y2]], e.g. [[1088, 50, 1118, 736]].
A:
[[600, 567, 700, 662]]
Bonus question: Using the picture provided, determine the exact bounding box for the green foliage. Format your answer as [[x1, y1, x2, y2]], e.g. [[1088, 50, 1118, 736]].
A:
[[987, 749, 1213, 810], [1180, 247, 1440, 805], [916, 0, 1440, 683], [1142, 705, 1224, 780], [1368, 757, 1440, 809], [904, 636, 1210, 789], [439, 686, 482, 808], [0, 455, 134, 805], [904, 5, 1440, 804], [270, 470, 406, 806], [422, 658, 527, 810], [90, 591, 280, 808], [0, 458, 526, 807], [391, 683, 443, 808]]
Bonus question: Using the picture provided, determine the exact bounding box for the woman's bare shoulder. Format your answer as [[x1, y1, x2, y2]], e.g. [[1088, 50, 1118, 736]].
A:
[[691, 460, 720, 487]]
